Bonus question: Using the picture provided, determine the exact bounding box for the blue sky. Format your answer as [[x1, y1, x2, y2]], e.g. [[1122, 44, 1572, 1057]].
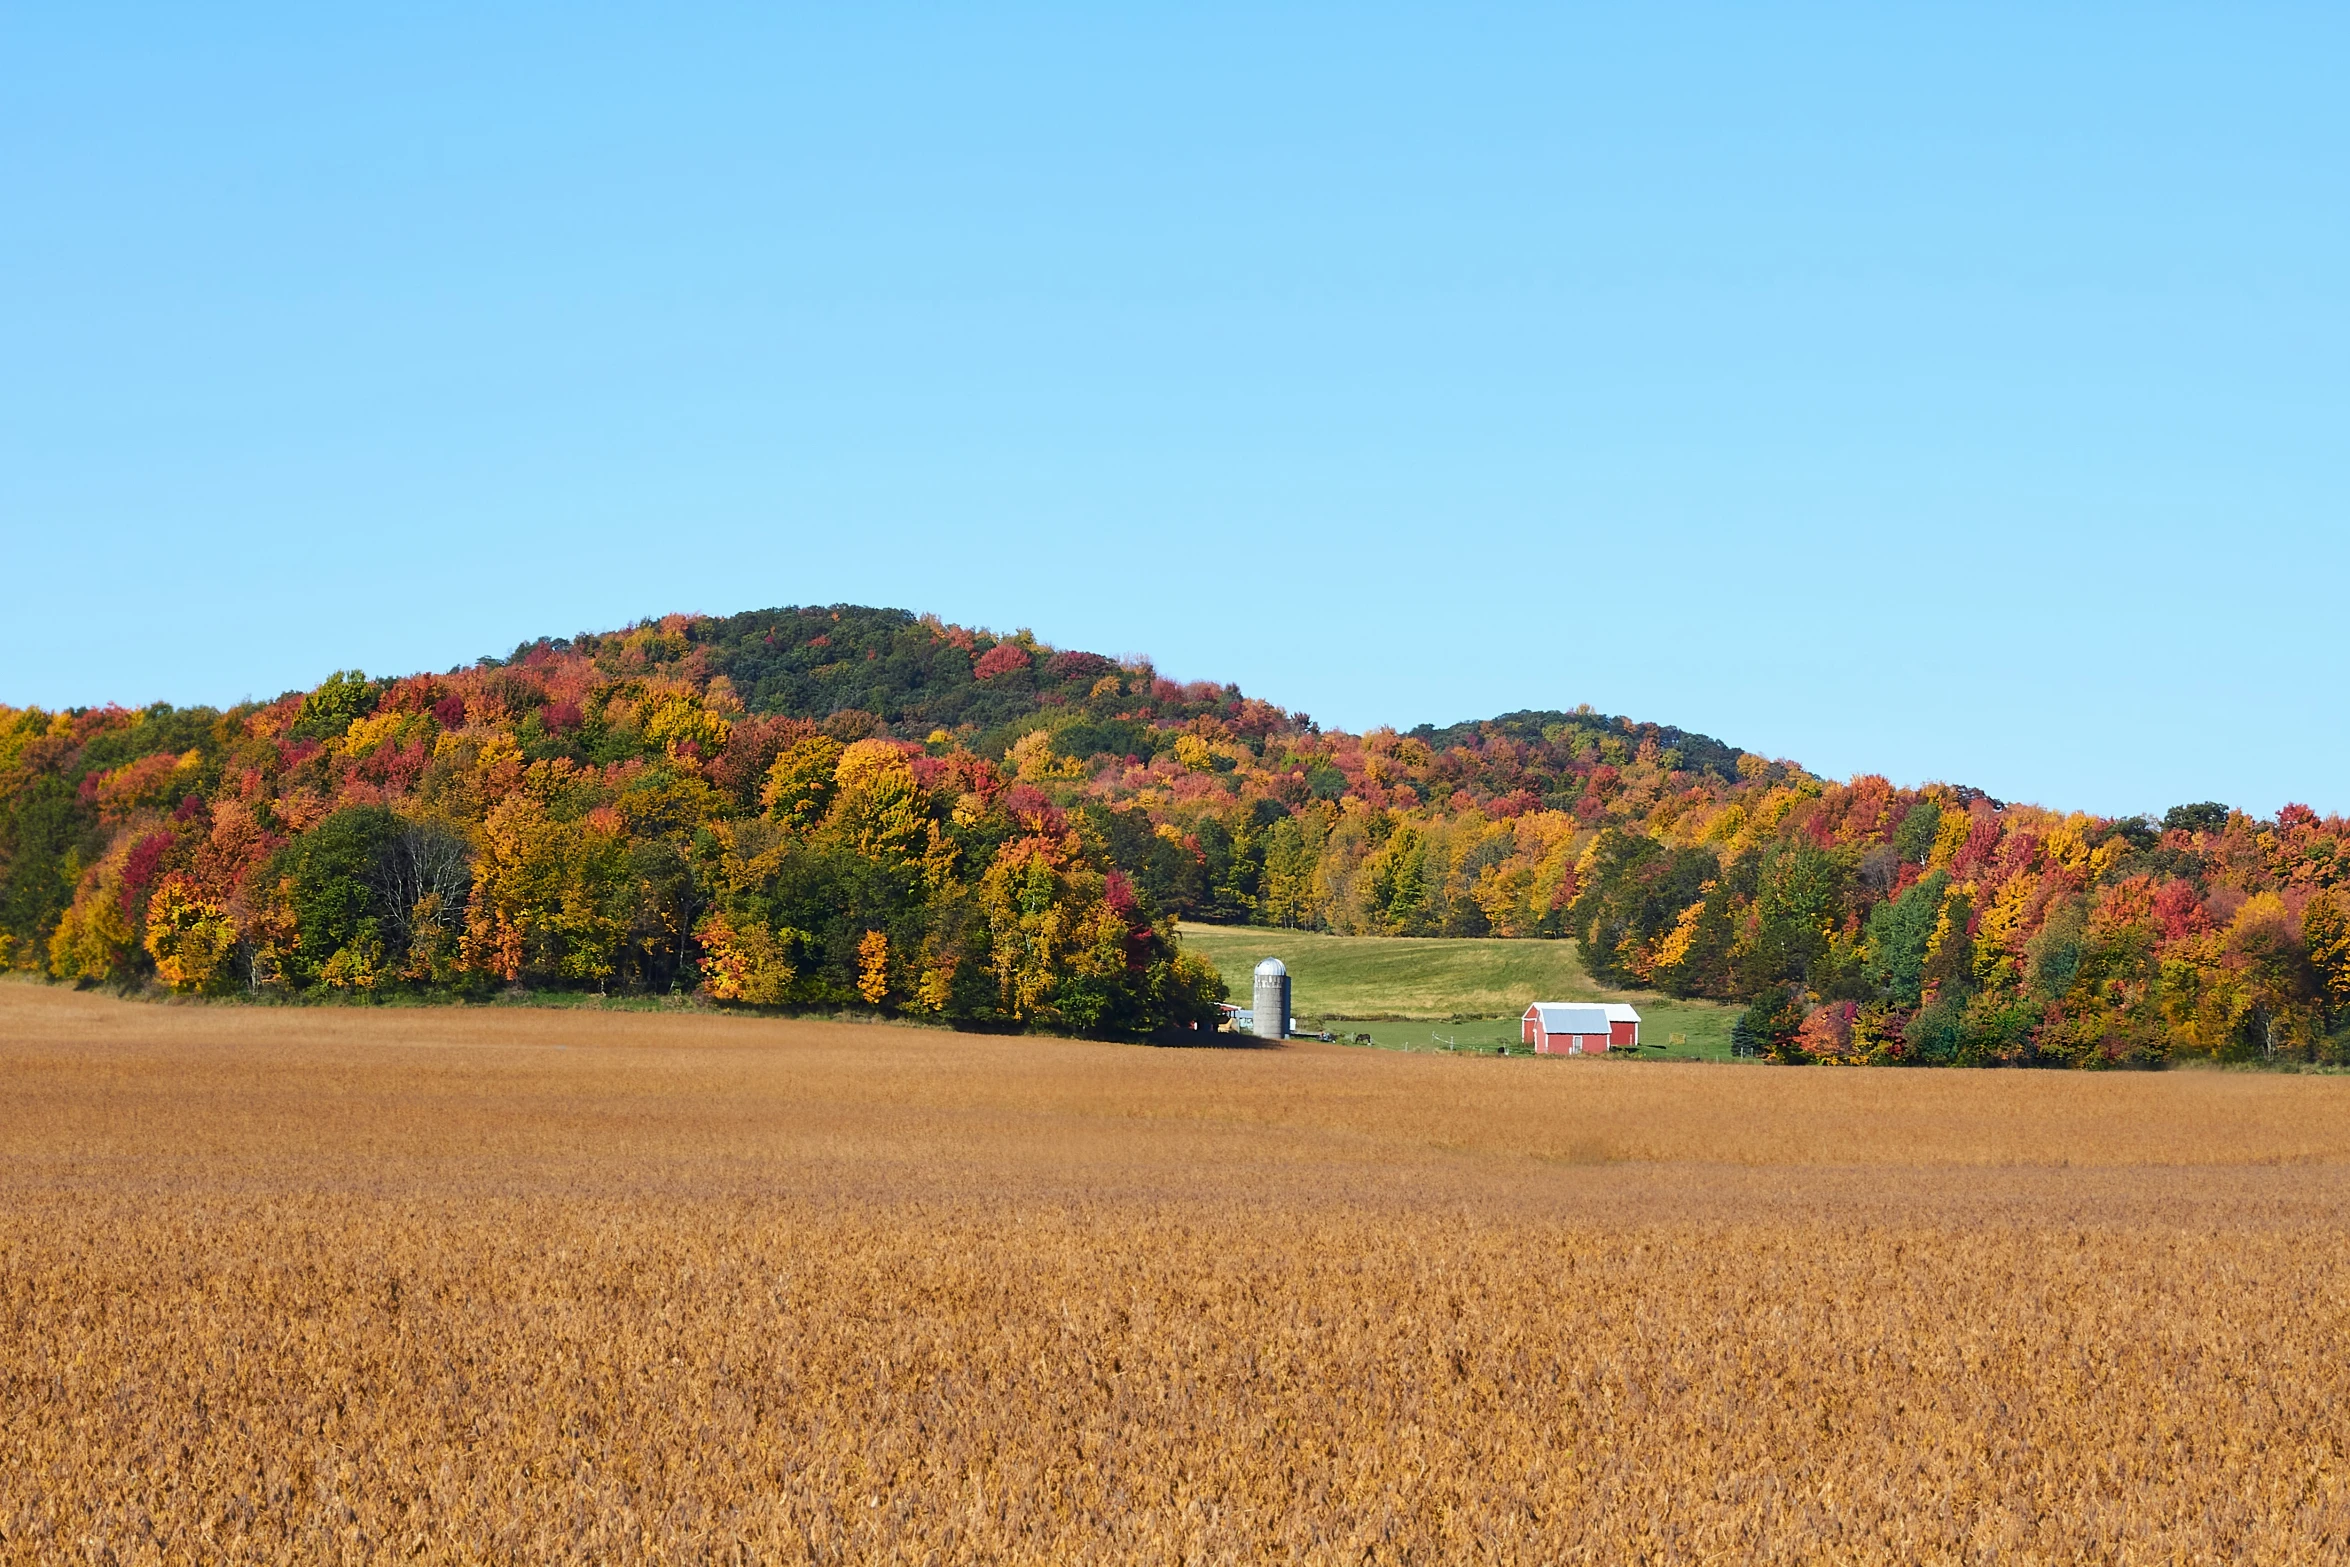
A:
[[5, 4, 2344, 815]]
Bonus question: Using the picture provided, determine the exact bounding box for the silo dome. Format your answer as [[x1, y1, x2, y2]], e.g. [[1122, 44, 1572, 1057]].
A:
[[1254, 957, 1287, 977]]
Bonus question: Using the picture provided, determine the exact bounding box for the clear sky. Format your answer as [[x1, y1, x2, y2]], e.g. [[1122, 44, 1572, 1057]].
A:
[[5, 4, 2344, 816]]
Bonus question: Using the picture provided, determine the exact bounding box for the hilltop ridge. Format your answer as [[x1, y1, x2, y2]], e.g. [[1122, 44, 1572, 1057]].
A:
[[471, 603, 1751, 790]]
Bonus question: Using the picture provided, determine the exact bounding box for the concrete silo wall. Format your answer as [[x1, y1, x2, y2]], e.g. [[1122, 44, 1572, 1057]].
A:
[[1252, 970, 1290, 1041]]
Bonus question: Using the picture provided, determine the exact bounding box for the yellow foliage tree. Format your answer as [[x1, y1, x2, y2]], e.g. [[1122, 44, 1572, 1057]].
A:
[[48, 854, 137, 983], [978, 835, 1109, 1019], [695, 912, 801, 1005], [641, 692, 733, 761], [2303, 891, 2350, 1013], [144, 875, 239, 993], [831, 740, 929, 863], [320, 940, 384, 990], [1010, 729, 1087, 781], [1170, 734, 1215, 773], [2159, 939, 2252, 1058], [463, 795, 627, 986], [856, 930, 890, 1004], [761, 735, 846, 830], [910, 947, 958, 1014], [1258, 812, 1326, 930]]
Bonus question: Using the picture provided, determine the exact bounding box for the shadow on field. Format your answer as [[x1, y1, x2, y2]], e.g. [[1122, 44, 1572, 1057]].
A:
[[1140, 1029, 1281, 1049]]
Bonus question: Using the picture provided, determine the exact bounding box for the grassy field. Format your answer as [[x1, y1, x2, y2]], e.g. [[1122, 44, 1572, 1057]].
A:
[[1177, 924, 1740, 1060], [8, 982, 2350, 1562], [1326, 1007, 1735, 1059], [1176, 923, 1609, 1017]]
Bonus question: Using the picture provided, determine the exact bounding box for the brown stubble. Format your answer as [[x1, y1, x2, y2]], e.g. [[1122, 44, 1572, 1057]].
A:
[[4, 982, 2350, 1563]]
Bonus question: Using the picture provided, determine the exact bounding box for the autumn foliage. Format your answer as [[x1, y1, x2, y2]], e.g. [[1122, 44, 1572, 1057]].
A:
[[4, 603, 2346, 1061]]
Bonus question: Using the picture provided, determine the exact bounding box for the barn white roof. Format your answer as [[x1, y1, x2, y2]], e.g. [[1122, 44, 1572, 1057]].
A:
[[1526, 1002, 1640, 1031], [1527, 1003, 1613, 1034]]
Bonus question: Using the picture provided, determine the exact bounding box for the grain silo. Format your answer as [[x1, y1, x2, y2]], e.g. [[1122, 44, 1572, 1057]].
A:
[[1252, 958, 1290, 1041]]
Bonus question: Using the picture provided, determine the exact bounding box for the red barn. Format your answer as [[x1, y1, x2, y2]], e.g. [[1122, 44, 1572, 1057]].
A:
[[1523, 1002, 1642, 1055]]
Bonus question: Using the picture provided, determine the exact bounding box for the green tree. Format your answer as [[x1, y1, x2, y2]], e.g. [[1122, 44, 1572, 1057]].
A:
[[292, 671, 377, 741], [1862, 870, 1948, 1006], [1569, 829, 1718, 987], [1891, 801, 1943, 865], [1919, 887, 1976, 1001], [271, 805, 402, 984], [1734, 841, 1847, 990], [1732, 988, 1805, 1061], [2163, 802, 2230, 836], [2022, 897, 2089, 1000], [0, 774, 88, 967]]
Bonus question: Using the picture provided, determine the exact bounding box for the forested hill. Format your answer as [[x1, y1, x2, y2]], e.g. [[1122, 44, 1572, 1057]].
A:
[[692, 605, 1172, 742], [5, 603, 2347, 1066], [1405, 710, 1747, 786], [536, 604, 1741, 788]]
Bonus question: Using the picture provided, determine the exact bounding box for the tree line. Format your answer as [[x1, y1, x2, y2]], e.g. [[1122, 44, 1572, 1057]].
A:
[[5, 605, 2346, 1061]]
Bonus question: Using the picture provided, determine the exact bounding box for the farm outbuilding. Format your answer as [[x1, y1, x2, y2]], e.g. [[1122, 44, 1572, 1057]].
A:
[[1522, 1002, 1641, 1055]]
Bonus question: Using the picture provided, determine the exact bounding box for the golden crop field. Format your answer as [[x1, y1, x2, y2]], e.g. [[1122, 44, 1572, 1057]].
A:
[[5, 982, 2350, 1564]]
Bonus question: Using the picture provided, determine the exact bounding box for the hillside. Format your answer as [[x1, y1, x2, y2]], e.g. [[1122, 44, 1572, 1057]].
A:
[[3, 603, 2348, 1065]]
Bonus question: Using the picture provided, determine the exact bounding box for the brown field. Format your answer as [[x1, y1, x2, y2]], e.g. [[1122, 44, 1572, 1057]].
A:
[[5, 984, 2350, 1563]]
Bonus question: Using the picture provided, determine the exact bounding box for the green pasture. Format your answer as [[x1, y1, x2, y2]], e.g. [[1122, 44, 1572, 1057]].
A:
[[1178, 925, 1602, 1019], [1176, 924, 1742, 1062], [1325, 1003, 1736, 1062]]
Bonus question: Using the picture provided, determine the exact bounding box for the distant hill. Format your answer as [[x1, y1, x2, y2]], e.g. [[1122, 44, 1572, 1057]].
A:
[[687, 604, 1206, 740], [505, 605, 1754, 779], [4, 602, 2344, 1066], [1408, 709, 1747, 787]]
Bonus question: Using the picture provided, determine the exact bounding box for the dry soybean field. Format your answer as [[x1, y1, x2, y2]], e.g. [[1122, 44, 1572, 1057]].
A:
[[5, 985, 2350, 1564]]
